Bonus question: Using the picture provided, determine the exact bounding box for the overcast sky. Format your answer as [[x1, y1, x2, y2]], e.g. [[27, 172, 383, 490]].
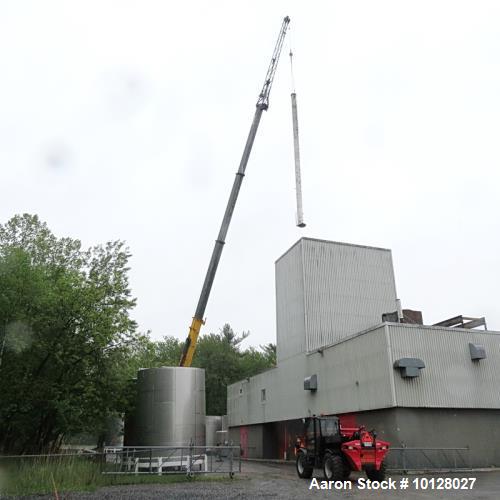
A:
[[1, 1, 499, 347]]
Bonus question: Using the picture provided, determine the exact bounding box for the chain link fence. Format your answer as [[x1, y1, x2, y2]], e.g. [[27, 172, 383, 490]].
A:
[[386, 447, 471, 471]]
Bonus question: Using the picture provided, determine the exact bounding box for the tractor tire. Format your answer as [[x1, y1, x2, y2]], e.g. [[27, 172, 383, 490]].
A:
[[323, 453, 344, 481], [342, 461, 351, 480], [365, 461, 386, 481], [296, 452, 313, 479]]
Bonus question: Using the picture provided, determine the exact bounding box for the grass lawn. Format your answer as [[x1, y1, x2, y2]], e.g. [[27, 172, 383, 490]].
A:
[[0, 455, 232, 496]]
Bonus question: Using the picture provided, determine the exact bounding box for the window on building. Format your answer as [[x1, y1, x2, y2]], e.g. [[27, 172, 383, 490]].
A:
[[261, 389, 266, 402]]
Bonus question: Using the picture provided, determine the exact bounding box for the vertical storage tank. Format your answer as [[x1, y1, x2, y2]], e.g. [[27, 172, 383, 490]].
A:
[[205, 416, 222, 447], [135, 367, 206, 446]]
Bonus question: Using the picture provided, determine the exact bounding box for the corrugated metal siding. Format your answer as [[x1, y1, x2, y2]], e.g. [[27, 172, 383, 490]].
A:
[[228, 368, 278, 427], [275, 241, 306, 363], [228, 326, 394, 426], [229, 323, 500, 428], [301, 239, 397, 352], [227, 381, 249, 427], [389, 324, 500, 408], [311, 326, 394, 414]]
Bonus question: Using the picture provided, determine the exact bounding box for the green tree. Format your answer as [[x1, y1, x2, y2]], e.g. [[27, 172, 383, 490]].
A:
[[109, 334, 183, 420], [120, 324, 276, 417], [192, 324, 275, 415], [260, 343, 277, 366], [0, 214, 138, 453]]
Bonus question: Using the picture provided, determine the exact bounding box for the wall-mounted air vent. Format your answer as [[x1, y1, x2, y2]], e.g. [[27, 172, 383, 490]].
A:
[[304, 374, 317, 391], [394, 358, 425, 378], [469, 343, 486, 361]]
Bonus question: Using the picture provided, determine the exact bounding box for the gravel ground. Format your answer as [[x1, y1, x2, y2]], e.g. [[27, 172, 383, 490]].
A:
[[13, 461, 500, 499]]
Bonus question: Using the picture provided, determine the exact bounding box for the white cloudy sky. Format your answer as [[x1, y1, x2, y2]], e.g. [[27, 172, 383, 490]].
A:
[[1, 1, 499, 346]]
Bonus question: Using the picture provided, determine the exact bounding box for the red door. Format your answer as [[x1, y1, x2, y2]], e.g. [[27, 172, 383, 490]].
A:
[[240, 426, 248, 458]]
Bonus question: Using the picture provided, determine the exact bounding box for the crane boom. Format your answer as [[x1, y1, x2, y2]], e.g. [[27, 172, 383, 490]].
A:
[[179, 16, 291, 367]]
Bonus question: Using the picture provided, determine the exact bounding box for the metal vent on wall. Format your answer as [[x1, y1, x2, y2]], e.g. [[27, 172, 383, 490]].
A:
[[304, 374, 317, 391], [393, 358, 425, 378], [469, 343, 486, 360]]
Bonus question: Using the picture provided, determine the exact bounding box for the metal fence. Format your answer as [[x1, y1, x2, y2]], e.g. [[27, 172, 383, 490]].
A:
[[102, 446, 241, 477], [386, 447, 471, 472]]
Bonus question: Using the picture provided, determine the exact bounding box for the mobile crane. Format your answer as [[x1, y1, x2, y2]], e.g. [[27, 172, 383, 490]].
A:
[[179, 17, 291, 367]]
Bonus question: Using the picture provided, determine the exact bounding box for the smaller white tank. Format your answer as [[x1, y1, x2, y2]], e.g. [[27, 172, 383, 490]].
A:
[[205, 416, 222, 447]]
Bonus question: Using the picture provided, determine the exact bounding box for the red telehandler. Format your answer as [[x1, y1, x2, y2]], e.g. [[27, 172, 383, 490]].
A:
[[295, 416, 390, 481]]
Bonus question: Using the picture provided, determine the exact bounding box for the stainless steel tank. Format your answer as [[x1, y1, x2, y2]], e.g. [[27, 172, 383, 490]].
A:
[[205, 416, 222, 447], [135, 367, 206, 446]]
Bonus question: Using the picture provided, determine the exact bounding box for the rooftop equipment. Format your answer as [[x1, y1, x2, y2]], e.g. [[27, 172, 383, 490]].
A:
[[433, 315, 487, 330]]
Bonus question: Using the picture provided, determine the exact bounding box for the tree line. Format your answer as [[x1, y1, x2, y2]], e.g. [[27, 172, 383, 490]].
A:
[[0, 214, 275, 454]]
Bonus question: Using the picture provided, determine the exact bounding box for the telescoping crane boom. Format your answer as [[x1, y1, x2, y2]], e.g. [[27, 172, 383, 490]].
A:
[[179, 16, 291, 367]]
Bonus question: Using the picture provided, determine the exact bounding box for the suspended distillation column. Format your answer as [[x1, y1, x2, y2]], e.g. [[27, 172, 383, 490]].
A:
[[135, 367, 206, 447], [289, 49, 306, 228]]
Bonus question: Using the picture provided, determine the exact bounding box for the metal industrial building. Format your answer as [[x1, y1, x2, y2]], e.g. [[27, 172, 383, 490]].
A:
[[227, 238, 500, 467]]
